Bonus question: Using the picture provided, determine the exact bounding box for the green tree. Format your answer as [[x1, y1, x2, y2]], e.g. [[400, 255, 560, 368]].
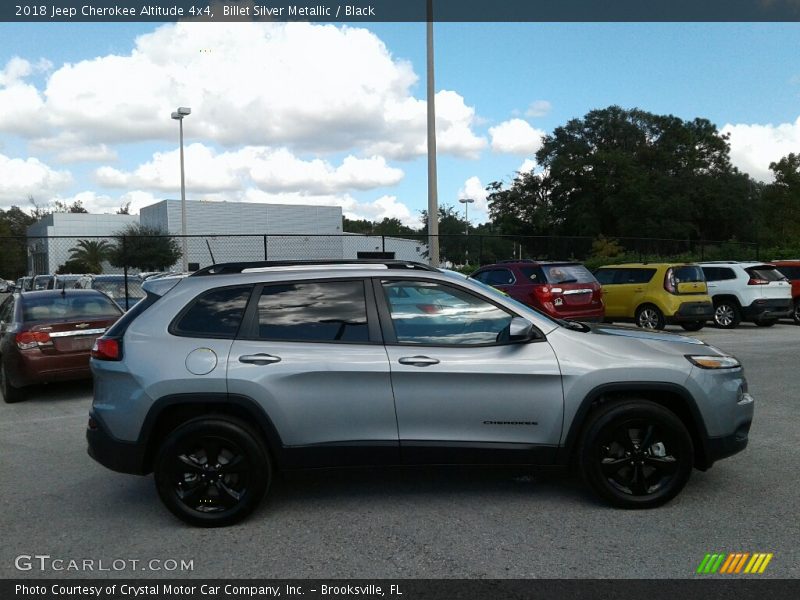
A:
[[67, 239, 112, 274], [760, 153, 800, 248], [108, 224, 182, 271], [0, 206, 35, 279], [488, 106, 756, 243]]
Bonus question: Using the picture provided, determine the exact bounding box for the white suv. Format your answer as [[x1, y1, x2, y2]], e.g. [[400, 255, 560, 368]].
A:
[[699, 262, 793, 328]]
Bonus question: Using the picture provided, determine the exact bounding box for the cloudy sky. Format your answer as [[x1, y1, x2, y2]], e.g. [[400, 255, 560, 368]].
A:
[[1, 21, 799, 227]]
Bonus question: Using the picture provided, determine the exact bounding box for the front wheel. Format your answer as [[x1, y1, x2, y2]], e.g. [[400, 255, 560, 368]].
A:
[[154, 417, 271, 527], [1, 360, 24, 404], [680, 321, 705, 332], [635, 305, 665, 330], [579, 400, 694, 509], [713, 301, 741, 329]]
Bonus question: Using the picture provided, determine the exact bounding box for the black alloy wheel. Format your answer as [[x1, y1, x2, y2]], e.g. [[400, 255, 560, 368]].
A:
[[579, 400, 693, 509], [154, 417, 270, 527]]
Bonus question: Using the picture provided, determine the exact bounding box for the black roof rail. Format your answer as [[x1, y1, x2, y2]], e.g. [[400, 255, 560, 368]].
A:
[[190, 259, 438, 276]]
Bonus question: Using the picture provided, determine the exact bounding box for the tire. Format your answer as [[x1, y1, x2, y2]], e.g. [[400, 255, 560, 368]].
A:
[[154, 416, 271, 527], [712, 300, 741, 329], [635, 305, 665, 330], [679, 321, 705, 332], [794, 300, 800, 326], [1, 360, 24, 404], [578, 400, 694, 509], [755, 319, 777, 327]]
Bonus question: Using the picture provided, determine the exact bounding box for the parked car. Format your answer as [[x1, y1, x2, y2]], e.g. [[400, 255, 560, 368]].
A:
[[699, 262, 793, 329], [32, 275, 55, 290], [15, 276, 34, 292], [470, 260, 604, 322], [0, 289, 123, 403], [77, 274, 145, 310], [594, 263, 712, 331], [0, 279, 10, 293], [87, 260, 752, 526], [771, 260, 800, 325]]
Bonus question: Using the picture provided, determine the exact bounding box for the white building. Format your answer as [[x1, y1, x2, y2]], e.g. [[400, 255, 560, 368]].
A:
[[26, 199, 427, 273]]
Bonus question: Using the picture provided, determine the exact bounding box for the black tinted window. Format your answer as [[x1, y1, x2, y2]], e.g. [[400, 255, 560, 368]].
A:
[[174, 286, 252, 338], [485, 269, 515, 286], [256, 281, 368, 343], [702, 267, 736, 282], [746, 266, 787, 282], [594, 269, 617, 285], [672, 266, 704, 283], [519, 266, 546, 282], [777, 266, 800, 280], [619, 269, 656, 284]]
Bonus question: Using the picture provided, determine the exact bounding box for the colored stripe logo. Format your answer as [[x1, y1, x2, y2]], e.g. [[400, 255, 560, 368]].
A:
[[696, 552, 773, 574]]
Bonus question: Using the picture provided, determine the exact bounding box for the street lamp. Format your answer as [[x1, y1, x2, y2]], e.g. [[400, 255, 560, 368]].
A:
[[459, 197, 474, 265], [171, 106, 191, 272]]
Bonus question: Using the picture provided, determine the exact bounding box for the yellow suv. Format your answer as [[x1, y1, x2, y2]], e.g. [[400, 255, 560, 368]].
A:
[[593, 263, 713, 331]]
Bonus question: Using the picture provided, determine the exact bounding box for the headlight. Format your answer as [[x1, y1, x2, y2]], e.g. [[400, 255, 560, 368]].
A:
[[686, 355, 741, 369]]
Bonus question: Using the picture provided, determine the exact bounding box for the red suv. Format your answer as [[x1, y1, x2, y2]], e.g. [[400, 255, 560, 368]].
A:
[[773, 260, 800, 324], [470, 260, 604, 321]]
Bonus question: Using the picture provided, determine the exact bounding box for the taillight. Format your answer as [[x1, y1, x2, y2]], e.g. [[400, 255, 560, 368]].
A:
[[532, 286, 552, 302], [92, 338, 121, 361], [664, 268, 677, 294], [15, 331, 52, 350], [747, 278, 769, 285]]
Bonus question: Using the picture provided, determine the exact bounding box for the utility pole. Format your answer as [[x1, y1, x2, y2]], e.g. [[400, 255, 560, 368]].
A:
[[426, 0, 440, 267]]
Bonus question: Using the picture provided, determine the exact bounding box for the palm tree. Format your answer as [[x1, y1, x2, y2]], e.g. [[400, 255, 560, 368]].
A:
[[67, 239, 112, 273]]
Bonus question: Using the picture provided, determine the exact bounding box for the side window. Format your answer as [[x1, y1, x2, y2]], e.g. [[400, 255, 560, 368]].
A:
[[718, 268, 737, 281], [594, 269, 616, 285], [519, 266, 546, 283], [382, 280, 514, 346], [255, 281, 369, 343], [702, 267, 719, 282], [621, 269, 656, 284], [172, 286, 253, 338], [486, 269, 515, 286]]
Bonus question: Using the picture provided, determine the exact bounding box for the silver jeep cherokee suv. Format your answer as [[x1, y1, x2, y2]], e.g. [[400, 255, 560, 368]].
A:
[[87, 260, 754, 526]]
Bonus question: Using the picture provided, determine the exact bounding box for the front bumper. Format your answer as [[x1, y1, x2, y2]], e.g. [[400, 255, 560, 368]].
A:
[[86, 410, 148, 475], [742, 299, 792, 321], [667, 301, 714, 323]]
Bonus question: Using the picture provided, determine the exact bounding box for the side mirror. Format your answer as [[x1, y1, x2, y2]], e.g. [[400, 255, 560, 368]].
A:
[[509, 316, 535, 341]]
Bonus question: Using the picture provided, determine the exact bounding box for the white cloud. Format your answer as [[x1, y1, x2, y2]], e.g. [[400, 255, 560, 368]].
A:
[[95, 143, 404, 195], [0, 153, 73, 208], [456, 176, 490, 224], [525, 100, 552, 118], [518, 158, 537, 174], [722, 117, 800, 182], [46, 190, 160, 215], [489, 118, 546, 155], [3, 23, 484, 161]]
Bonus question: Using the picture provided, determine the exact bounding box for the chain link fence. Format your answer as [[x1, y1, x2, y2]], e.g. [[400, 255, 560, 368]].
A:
[[0, 233, 762, 282]]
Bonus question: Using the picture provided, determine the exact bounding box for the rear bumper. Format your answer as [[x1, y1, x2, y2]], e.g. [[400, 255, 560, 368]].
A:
[[86, 410, 148, 475], [5, 349, 91, 387], [742, 299, 792, 321], [667, 301, 714, 323]]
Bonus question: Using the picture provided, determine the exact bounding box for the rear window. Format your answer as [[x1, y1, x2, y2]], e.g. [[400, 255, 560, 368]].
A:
[[541, 264, 596, 284], [22, 294, 122, 321], [172, 286, 253, 338], [746, 266, 787, 282], [671, 266, 704, 283], [33, 276, 53, 290], [776, 266, 800, 280]]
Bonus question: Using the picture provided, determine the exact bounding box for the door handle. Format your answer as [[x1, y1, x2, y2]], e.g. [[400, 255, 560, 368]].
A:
[[398, 356, 440, 367], [239, 354, 281, 365]]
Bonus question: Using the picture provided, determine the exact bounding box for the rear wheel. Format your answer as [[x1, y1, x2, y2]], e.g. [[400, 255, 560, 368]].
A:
[[794, 300, 800, 325], [154, 417, 271, 527], [635, 305, 665, 330], [713, 300, 741, 329], [579, 400, 694, 509], [0, 360, 24, 404], [680, 321, 705, 332]]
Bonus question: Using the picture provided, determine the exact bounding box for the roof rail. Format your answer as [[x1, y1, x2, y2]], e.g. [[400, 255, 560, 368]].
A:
[[190, 259, 438, 276]]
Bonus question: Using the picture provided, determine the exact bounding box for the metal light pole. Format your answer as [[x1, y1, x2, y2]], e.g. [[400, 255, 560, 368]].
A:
[[459, 198, 474, 265], [171, 106, 191, 272], [426, 0, 440, 267]]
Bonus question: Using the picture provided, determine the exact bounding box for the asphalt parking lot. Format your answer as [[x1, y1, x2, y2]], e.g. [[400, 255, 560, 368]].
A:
[[1, 320, 798, 579]]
